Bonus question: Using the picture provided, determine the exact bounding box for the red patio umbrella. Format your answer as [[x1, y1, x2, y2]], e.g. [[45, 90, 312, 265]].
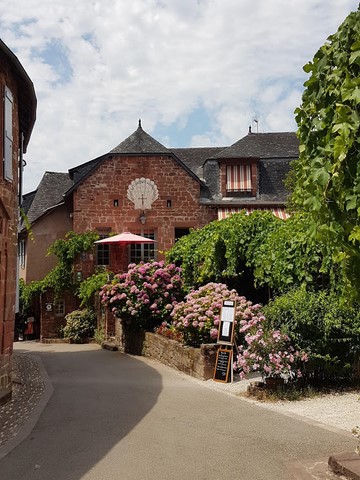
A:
[[94, 231, 156, 245]]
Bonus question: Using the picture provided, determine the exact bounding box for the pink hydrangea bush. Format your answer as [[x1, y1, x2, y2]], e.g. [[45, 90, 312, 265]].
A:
[[233, 315, 309, 380], [168, 282, 263, 346], [99, 261, 184, 329]]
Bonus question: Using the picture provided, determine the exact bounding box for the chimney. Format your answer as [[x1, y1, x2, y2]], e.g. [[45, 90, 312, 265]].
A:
[[248, 125, 252, 134]]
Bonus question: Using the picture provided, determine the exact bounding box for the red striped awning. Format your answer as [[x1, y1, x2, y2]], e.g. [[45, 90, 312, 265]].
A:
[[226, 165, 252, 192], [218, 207, 290, 220]]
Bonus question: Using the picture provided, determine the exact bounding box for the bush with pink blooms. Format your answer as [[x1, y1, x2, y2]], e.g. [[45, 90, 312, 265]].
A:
[[233, 315, 309, 380], [99, 261, 184, 329], [168, 282, 263, 347]]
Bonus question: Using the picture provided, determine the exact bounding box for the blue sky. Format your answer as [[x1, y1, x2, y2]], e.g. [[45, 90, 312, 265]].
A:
[[1, 0, 358, 192]]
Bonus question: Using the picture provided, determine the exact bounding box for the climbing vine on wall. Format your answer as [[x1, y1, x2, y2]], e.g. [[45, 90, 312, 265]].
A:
[[166, 211, 337, 295], [20, 231, 100, 312]]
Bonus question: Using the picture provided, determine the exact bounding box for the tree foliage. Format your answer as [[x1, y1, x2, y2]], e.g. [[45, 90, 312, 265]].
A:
[[292, 7, 360, 297], [166, 211, 336, 295], [166, 211, 279, 288]]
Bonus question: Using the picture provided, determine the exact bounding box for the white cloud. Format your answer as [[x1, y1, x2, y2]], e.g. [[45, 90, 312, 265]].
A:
[[1, 0, 358, 191]]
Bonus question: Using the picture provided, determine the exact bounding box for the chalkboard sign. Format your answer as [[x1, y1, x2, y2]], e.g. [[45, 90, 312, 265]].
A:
[[213, 348, 232, 383], [217, 300, 236, 345]]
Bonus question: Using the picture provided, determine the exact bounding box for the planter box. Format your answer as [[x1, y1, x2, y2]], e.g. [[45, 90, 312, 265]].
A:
[[143, 332, 219, 380]]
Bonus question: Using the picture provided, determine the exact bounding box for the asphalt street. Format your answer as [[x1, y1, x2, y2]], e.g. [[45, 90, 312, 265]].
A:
[[0, 342, 355, 480]]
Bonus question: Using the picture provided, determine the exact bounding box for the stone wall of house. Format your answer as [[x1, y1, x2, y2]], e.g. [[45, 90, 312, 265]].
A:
[[72, 154, 217, 269], [40, 290, 80, 340], [0, 58, 21, 403], [20, 203, 73, 283]]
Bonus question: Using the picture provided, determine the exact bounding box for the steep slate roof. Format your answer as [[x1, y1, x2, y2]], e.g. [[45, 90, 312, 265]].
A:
[[25, 172, 73, 224], [110, 120, 170, 154], [68, 157, 104, 185], [66, 122, 205, 195], [211, 132, 299, 159], [171, 147, 225, 179], [21, 190, 37, 216], [24, 127, 299, 224]]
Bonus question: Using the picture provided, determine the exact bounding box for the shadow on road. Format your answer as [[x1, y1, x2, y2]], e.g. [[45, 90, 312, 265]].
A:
[[0, 343, 163, 480]]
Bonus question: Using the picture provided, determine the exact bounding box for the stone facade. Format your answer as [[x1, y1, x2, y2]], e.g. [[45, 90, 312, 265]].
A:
[[40, 289, 80, 340], [73, 154, 216, 266], [0, 41, 36, 403], [0, 57, 20, 404]]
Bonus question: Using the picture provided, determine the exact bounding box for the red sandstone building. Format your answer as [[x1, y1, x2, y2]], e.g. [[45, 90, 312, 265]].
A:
[[0, 40, 36, 402], [20, 121, 298, 340]]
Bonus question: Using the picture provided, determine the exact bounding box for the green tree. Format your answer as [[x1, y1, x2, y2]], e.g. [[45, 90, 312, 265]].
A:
[[292, 7, 360, 298]]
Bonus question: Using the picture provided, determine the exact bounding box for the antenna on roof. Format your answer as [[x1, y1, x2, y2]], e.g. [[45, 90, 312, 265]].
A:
[[253, 118, 259, 133]]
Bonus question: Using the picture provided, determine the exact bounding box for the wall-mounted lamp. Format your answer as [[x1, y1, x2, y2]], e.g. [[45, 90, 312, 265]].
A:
[[139, 211, 147, 224]]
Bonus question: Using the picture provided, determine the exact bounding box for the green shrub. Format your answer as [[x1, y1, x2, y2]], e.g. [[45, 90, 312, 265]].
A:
[[264, 286, 360, 382], [63, 309, 96, 343], [94, 325, 105, 345]]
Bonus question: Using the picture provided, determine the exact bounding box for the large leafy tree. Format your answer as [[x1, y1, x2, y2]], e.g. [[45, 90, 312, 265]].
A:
[[292, 6, 360, 296]]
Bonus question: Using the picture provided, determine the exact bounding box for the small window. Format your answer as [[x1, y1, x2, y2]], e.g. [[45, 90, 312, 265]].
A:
[[96, 231, 111, 266], [18, 239, 26, 268], [54, 300, 65, 316], [175, 228, 190, 241]]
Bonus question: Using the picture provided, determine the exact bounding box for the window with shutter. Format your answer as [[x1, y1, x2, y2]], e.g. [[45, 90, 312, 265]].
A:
[[4, 86, 13, 182]]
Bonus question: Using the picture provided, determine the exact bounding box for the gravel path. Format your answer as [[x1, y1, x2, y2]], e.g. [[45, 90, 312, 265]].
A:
[[256, 391, 360, 433], [196, 374, 360, 435]]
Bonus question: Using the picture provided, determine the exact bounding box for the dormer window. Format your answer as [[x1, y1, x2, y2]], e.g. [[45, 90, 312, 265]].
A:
[[223, 160, 257, 197], [226, 165, 252, 192]]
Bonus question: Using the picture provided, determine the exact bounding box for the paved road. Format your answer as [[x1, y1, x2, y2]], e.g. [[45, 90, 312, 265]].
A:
[[0, 342, 355, 480]]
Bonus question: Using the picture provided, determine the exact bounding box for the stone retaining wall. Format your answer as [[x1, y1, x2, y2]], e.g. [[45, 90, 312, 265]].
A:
[[143, 332, 219, 380], [114, 317, 219, 380], [114, 320, 218, 380]]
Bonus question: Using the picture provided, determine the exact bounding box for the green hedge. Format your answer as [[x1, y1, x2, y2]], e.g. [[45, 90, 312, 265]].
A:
[[263, 286, 360, 382]]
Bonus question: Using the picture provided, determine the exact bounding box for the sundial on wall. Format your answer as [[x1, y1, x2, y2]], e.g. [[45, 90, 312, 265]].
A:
[[127, 178, 159, 211]]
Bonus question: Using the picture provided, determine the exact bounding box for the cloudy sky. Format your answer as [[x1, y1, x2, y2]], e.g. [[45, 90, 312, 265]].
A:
[[2, 0, 358, 193]]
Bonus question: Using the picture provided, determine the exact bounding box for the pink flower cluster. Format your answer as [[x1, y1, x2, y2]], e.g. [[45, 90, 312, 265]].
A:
[[234, 317, 309, 380], [99, 261, 183, 329], [169, 282, 263, 346]]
